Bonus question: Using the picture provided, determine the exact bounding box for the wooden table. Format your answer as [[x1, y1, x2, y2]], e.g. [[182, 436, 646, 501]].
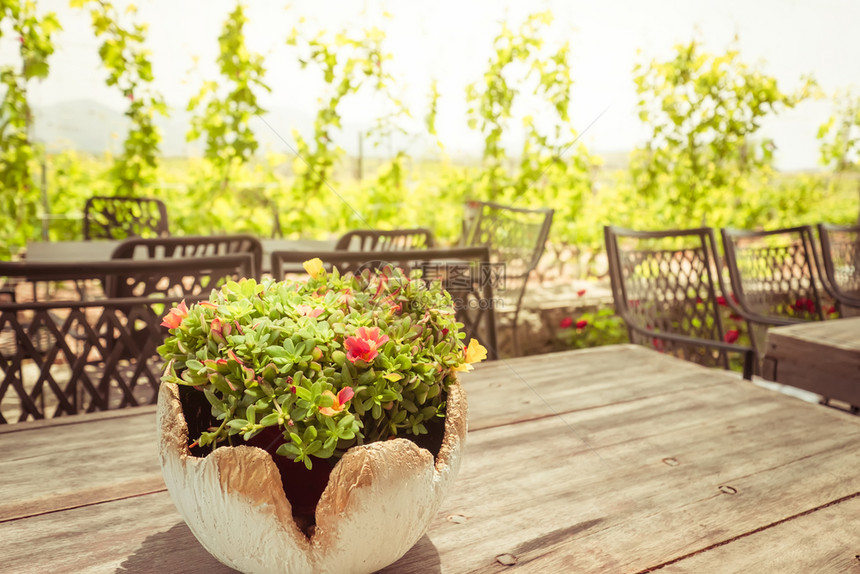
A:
[[23, 238, 336, 273], [3, 345, 859, 573], [764, 317, 860, 408]]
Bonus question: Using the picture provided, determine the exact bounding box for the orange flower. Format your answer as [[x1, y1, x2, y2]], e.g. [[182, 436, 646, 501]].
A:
[[344, 326, 389, 363], [454, 339, 488, 372], [161, 300, 188, 329], [319, 387, 355, 416]]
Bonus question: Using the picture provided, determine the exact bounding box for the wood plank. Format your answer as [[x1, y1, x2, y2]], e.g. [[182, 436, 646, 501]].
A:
[[0, 492, 237, 574], [382, 380, 860, 573], [659, 495, 860, 573], [1, 346, 734, 519], [462, 345, 739, 431], [0, 407, 163, 521], [765, 318, 860, 405], [0, 405, 157, 435], [4, 371, 858, 573], [769, 317, 860, 350]]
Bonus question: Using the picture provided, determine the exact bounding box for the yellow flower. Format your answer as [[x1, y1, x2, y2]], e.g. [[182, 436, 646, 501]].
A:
[[303, 257, 324, 279], [453, 338, 488, 372]]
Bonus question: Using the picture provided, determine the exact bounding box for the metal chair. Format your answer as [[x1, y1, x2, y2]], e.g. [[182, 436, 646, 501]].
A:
[[721, 226, 828, 361], [0, 255, 253, 422], [271, 247, 499, 361], [335, 228, 436, 251], [83, 196, 170, 240], [460, 200, 553, 356], [604, 226, 754, 379], [817, 223, 860, 317], [111, 234, 264, 281]]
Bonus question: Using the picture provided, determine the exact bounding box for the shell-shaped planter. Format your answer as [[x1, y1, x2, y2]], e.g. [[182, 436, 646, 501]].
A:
[[156, 380, 468, 574]]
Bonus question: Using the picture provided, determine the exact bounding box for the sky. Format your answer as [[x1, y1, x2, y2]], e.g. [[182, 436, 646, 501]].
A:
[[3, 0, 860, 170]]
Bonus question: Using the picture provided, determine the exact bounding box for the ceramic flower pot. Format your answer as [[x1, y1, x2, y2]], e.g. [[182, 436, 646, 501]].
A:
[[156, 378, 468, 574]]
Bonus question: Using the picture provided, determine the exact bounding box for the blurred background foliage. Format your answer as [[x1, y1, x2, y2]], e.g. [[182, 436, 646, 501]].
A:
[[1, 3, 858, 265]]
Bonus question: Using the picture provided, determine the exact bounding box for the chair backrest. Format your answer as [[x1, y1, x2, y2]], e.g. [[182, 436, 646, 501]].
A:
[[721, 225, 827, 355], [0, 255, 252, 422], [111, 234, 263, 281], [271, 247, 499, 360], [721, 226, 826, 322], [461, 200, 553, 332], [818, 222, 860, 316], [83, 196, 169, 240], [461, 200, 553, 280], [0, 255, 253, 302], [605, 226, 738, 369], [335, 228, 436, 251]]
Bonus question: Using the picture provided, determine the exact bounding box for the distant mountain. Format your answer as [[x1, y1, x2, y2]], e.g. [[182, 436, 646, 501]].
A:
[[30, 99, 438, 159]]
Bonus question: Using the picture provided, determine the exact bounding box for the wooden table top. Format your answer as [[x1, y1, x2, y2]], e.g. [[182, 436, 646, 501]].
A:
[[23, 238, 336, 272], [764, 317, 860, 407], [766, 316, 860, 352], [2, 345, 859, 573]]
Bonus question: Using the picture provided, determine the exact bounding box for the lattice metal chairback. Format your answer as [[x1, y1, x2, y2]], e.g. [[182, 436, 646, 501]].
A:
[[335, 229, 436, 251], [818, 222, 860, 316], [111, 234, 264, 281], [461, 200, 553, 356], [721, 226, 827, 322], [462, 201, 553, 280], [0, 255, 253, 422], [83, 195, 170, 240], [271, 247, 499, 361], [605, 226, 747, 371], [105, 254, 254, 299]]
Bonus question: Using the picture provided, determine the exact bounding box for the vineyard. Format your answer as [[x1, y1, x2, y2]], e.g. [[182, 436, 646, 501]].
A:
[[1, 4, 859, 265]]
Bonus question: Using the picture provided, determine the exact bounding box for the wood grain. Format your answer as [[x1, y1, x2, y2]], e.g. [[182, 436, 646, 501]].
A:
[[382, 380, 860, 573], [765, 317, 860, 406], [0, 492, 237, 574], [2, 345, 859, 573], [659, 495, 860, 573], [0, 407, 163, 522]]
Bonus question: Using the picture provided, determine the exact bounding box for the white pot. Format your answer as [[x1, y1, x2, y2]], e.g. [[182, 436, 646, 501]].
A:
[[156, 379, 467, 574]]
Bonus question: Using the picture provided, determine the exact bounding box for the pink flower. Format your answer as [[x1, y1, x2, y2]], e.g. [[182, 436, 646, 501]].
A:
[[827, 305, 836, 315], [576, 289, 586, 297], [296, 304, 324, 318], [724, 330, 740, 344], [210, 316, 226, 343], [559, 317, 573, 329], [344, 326, 389, 363], [319, 387, 355, 416], [575, 319, 588, 330], [717, 296, 727, 307], [161, 300, 188, 329]]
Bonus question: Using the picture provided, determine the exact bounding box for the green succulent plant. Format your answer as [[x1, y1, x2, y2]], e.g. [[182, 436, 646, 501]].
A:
[[157, 259, 486, 469]]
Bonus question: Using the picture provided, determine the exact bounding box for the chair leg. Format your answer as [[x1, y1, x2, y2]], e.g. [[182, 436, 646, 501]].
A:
[[511, 317, 520, 357]]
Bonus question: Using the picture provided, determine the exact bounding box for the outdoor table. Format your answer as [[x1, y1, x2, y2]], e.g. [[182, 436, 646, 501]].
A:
[[2, 345, 859, 572], [23, 238, 336, 274], [763, 316, 860, 408]]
